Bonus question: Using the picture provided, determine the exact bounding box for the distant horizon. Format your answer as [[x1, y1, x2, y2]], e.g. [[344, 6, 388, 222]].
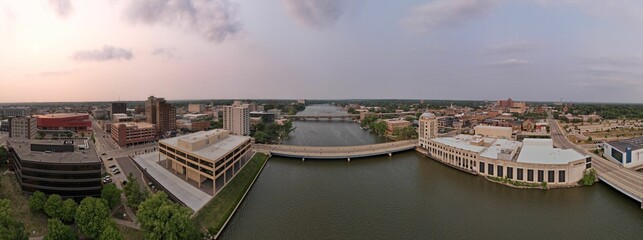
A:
[[0, 97, 641, 106]]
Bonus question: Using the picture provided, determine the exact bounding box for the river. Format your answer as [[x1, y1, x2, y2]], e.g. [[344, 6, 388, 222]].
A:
[[220, 104, 643, 239]]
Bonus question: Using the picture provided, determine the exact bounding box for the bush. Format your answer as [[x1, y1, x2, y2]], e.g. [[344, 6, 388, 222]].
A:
[[61, 199, 78, 223], [44, 194, 64, 219], [28, 191, 47, 211], [578, 168, 597, 186], [43, 218, 76, 240]]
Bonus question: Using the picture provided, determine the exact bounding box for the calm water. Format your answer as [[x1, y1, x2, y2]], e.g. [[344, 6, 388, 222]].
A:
[[221, 105, 643, 239]]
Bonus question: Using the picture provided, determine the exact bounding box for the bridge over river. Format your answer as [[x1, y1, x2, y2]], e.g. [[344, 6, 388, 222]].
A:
[[254, 140, 417, 161], [549, 114, 643, 209], [282, 111, 418, 121]]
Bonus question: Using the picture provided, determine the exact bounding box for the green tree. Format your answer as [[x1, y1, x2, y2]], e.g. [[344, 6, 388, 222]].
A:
[[98, 224, 123, 240], [29, 191, 47, 211], [101, 184, 122, 209], [253, 131, 270, 144], [0, 199, 29, 240], [587, 136, 593, 142], [372, 121, 387, 136], [124, 173, 149, 209], [44, 194, 64, 219], [43, 218, 76, 240], [137, 192, 200, 240], [61, 199, 78, 223], [76, 197, 110, 239]]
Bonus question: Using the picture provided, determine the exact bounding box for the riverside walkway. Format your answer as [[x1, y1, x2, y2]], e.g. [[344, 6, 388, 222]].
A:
[[253, 140, 417, 160], [549, 115, 643, 208]]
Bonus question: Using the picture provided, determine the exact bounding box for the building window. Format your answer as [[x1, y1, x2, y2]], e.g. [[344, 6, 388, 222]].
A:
[[517, 168, 523, 181], [527, 169, 534, 182], [479, 162, 485, 173], [548, 170, 555, 183], [488, 164, 494, 176], [507, 167, 513, 179], [538, 170, 544, 182], [497, 165, 503, 177], [559, 170, 566, 183]]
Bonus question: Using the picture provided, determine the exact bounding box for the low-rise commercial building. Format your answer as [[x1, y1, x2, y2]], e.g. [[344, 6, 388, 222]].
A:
[[249, 111, 277, 123], [1, 107, 31, 118], [176, 119, 210, 132], [603, 137, 643, 168], [474, 125, 512, 139], [36, 113, 92, 133], [9, 116, 38, 139], [188, 104, 205, 113], [385, 119, 411, 135], [423, 135, 590, 187], [7, 139, 102, 198], [111, 122, 157, 147], [158, 129, 253, 195]]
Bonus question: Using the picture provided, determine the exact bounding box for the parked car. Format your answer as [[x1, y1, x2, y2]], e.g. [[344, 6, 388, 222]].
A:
[[102, 177, 112, 184], [113, 170, 121, 175], [101, 153, 106, 156], [107, 157, 114, 161], [122, 180, 128, 185], [109, 165, 117, 169], [111, 168, 120, 173]]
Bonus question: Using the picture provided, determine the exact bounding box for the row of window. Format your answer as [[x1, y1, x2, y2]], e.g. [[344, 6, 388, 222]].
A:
[[479, 162, 566, 183]]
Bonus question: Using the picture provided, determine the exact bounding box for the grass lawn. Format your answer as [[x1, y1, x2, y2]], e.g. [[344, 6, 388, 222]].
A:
[[193, 152, 269, 235], [0, 170, 49, 237], [115, 224, 145, 240]]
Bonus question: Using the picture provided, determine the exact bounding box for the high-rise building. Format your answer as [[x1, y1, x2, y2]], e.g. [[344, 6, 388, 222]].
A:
[[110, 102, 127, 117], [418, 113, 438, 149], [9, 116, 38, 139], [223, 103, 249, 136], [146, 96, 176, 135], [111, 122, 157, 147]]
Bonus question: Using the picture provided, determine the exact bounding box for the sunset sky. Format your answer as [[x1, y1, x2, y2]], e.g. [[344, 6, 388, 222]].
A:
[[2, 0, 643, 103]]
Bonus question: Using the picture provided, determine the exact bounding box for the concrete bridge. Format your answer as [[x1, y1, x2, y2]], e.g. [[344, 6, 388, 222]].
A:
[[253, 140, 418, 161], [282, 111, 418, 121], [549, 115, 643, 209]]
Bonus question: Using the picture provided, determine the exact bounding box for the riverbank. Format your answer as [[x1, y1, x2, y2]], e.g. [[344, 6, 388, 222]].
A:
[[193, 152, 269, 238]]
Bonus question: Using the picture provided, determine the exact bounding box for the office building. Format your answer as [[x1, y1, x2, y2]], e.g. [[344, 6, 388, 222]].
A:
[[188, 104, 205, 114], [110, 102, 127, 116], [7, 139, 102, 198], [249, 112, 277, 123], [1, 107, 31, 118], [36, 113, 92, 133], [474, 125, 513, 139], [146, 96, 176, 135], [112, 113, 132, 123], [423, 136, 589, 187], [176, 119, 210, 132], [223, 104, 250, 136], [0, 120, 8, 132], [111, 122, 157, 147], [92, 109, 109, 119], [158, 129, 253, 194], [384, 119, 411, 135], [418, 113, 438, 149], [9, 116, 38, 139], [603, 137, 643, 168]]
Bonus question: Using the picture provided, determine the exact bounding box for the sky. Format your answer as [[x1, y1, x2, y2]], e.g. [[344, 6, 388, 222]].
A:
[[1, 0, 643, 103]]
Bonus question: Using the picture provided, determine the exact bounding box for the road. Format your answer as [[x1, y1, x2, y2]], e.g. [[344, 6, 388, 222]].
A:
[[548, 112, 643, 207]]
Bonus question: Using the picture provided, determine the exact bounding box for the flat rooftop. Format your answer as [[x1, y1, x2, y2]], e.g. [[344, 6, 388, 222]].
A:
[[133, 152, 212, 212], [9, 139, 100, 164], [432, 135, 487, 153], [113, 121, 155, 129], [160, 130, 251, 160], [479, 139, 521, 159], [517, 139, 586, 164], [37, 113, 89, 118], [607, 137, 643, 152]]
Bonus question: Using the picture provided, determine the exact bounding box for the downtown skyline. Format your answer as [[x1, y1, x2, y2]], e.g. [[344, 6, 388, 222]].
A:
[[2, 0, 643, 103]]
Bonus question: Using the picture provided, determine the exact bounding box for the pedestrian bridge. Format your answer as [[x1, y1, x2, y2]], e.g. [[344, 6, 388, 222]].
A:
[[253, 140, 418, 160]]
